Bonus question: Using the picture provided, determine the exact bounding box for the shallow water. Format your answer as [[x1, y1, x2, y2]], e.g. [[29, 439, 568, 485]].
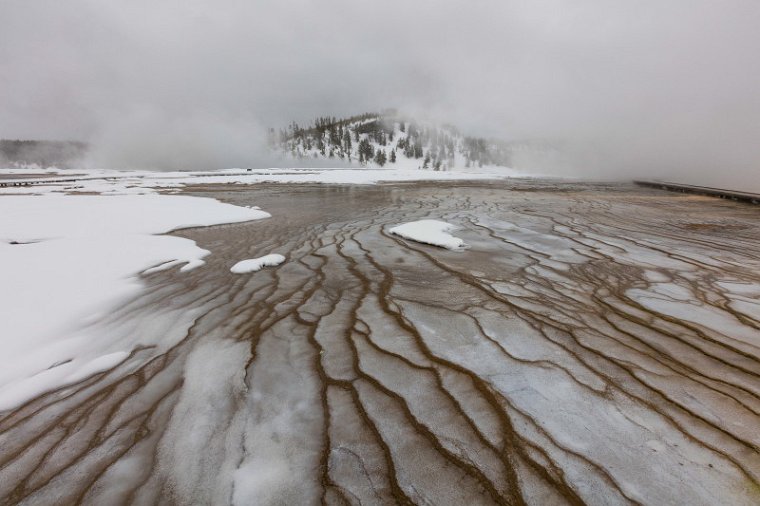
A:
[[2, 180, 760, 505]]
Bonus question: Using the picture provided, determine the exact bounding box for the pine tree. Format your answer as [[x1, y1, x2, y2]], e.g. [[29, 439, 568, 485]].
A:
[[317, 136, 325, 156], [374, 149, 387, 166], [329, 126, 340, 146], [404, 141, 414, 158], [390, 149, 396, 163], [358, 138, 373, 164], [343, 130, 352, 153]]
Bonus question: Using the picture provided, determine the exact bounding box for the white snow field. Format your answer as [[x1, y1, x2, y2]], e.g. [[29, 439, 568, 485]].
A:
[[389, 219, 468, 250], [0, 193, 269, 410], [230, 254, 286, 273], [0, 165, 527, 196]]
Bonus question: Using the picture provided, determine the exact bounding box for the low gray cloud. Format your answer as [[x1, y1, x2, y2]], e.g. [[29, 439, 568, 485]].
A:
[[1, 0, 759, 189]]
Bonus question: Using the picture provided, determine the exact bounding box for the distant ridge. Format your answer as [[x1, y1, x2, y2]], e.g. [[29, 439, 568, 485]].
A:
[[0, 140, 88, 169], [270, 111, 532, 170]]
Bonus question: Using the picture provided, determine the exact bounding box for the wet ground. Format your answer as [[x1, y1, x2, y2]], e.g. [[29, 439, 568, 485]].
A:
[[2, 180, 760, 505]]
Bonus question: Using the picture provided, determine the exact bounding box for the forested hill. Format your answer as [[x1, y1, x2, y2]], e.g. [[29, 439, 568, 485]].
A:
[[268, 111, 515, 170]]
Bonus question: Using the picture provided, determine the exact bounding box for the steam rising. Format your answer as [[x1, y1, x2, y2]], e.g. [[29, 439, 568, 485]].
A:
[[1, 0, 758, 189]]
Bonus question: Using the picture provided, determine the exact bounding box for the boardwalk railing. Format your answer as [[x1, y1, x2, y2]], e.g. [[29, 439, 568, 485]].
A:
[[634, 180, 760, 205]]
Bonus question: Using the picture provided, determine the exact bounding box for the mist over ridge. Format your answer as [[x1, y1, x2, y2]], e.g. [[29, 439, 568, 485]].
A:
[[2, 0, 759, 191]]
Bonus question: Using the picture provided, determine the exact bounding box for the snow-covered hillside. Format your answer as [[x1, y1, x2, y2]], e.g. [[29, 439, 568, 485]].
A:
[[269, 111, 514, 171]]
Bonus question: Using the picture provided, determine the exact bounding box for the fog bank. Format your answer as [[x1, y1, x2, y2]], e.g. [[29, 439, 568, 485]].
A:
[[1, 0, 758, 189]]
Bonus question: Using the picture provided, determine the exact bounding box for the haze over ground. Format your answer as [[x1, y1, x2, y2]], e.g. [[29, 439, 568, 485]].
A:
[[1, 0, 758, 191]]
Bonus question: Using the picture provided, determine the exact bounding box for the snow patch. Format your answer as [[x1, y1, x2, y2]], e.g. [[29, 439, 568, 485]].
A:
[[0, 194, 270, 410], [0, 351, 130, 411], [64, 351, 131, 384], [231, 254, 286, 273], [389, 220, 468, 250]]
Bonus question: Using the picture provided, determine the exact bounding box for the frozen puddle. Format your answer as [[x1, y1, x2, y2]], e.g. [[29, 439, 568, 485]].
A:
[[389, 219, 468, 250], [231, 254, 286, 273]]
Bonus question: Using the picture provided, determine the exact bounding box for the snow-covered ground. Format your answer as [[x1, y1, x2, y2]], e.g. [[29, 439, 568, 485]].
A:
[[0, 193, 269, 410], [0, 164, 529, 196], [389, 220, 468, 250]]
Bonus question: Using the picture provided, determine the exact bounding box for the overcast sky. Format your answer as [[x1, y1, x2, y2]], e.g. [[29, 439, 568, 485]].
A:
[[1, 0, 759, 188]]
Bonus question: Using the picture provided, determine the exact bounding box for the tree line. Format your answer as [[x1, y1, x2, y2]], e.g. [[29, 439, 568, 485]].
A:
[[269, 111, 511, 169]]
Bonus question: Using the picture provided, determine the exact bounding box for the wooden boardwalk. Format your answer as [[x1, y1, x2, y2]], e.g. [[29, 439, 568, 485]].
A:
[[635, 180, 760, 205]]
